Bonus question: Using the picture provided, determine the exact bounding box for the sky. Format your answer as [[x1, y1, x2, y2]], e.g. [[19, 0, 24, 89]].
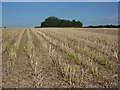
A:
[[2, 2, 118, 28], [0, 1, 2, 27], [1, 0, 120, 2]]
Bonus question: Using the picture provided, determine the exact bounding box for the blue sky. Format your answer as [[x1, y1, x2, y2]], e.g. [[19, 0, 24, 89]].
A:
[[2, 2, 118, 28], [2, 0, 120, 2]]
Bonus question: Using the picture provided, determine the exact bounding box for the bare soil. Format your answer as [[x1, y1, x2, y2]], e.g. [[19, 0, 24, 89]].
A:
[[2, 28, 119, 88]]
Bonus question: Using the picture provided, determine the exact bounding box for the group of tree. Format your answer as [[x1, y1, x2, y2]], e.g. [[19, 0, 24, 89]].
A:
[[35, 16, 83, 28], [34, 16, 120, 28], [85, 25, 120, 28]]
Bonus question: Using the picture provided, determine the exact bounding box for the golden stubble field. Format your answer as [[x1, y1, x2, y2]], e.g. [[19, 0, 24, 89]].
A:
[[2, 28, 119, 88]]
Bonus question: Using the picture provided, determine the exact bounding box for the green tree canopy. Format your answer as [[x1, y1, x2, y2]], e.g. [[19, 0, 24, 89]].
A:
[[41, 16, 83, 27]]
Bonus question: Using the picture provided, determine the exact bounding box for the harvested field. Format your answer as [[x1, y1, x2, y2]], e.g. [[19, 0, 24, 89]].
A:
[[2, 28, 119, 88], [0, 28, 2, 89]]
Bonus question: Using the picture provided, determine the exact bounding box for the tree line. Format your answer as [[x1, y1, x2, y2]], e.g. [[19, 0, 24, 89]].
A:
[[85, 25, 120, 28], [35, 16, 83, 28], [34, 16, 119, 28]]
